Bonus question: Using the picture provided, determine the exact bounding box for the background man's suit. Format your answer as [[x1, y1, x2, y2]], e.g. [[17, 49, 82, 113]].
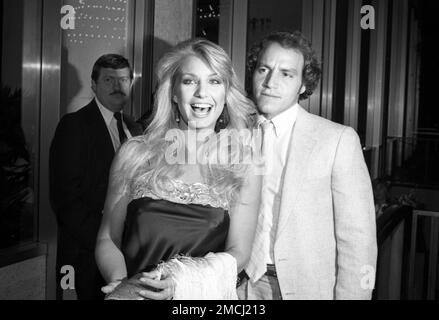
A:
[[49, 99, 142, 299], [268, 105, 377, 299]]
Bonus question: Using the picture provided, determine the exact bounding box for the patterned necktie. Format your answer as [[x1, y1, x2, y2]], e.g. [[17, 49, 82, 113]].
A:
[[114, 112, 128, 145], [246, 120, 275, 283]]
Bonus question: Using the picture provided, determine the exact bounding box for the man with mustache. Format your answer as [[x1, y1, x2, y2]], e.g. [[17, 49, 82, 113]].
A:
[[49, 54, 142, 299], [239, 31, 377, 299]]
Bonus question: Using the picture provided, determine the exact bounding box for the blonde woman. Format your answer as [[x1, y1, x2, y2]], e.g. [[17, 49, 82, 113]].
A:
[[95, 39, 261, 300]]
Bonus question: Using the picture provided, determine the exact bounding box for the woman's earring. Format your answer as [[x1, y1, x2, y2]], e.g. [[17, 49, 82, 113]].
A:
[[219, 104, 227, 124], [173, 101, 181, 123], [215, 105, 229, 132]]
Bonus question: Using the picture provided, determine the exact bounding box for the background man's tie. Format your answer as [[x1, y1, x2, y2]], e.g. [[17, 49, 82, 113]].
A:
[[114, 112, 128, 145]]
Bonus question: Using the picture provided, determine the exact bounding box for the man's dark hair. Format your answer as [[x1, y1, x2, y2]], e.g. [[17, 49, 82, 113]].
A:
[[247, 30, 321, 100], [91, 54, 133, 82]]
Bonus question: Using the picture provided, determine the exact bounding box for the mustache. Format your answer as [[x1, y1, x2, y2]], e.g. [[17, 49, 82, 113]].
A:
[[110, 91, 126, 96]]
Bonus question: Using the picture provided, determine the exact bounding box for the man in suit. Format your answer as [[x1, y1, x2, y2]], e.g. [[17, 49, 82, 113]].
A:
[[49, 54, 142, 300], [239, 31, 377, 299]]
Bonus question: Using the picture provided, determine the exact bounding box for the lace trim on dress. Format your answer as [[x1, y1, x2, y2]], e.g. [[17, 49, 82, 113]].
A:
[[130, 172, 229, 210]]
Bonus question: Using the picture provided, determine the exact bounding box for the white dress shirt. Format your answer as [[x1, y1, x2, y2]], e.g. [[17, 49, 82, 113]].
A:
[[95, 98, 132, 151], [259, 103, 299, 264]]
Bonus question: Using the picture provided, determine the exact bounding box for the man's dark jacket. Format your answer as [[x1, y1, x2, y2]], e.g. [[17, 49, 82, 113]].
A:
[[49, 99, 142, 299]]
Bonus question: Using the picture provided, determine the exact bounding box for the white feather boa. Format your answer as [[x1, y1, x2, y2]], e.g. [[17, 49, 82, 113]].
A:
[[156, 252, 238, 300]]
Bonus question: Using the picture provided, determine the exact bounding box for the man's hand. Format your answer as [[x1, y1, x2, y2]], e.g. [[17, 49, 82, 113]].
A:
[[103, 270, 175, 300], [101, 279, 124, 295]]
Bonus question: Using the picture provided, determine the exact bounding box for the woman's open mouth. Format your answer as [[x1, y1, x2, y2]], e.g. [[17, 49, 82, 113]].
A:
[[191, 103, 213, 117]]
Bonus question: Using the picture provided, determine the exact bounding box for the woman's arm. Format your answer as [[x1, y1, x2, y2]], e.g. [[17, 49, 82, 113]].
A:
[[95, 146, 131, 284], [225, 166, 262, 271]]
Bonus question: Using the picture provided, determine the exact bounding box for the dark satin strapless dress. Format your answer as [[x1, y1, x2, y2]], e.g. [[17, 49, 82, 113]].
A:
[[121, 175, 230, 278]]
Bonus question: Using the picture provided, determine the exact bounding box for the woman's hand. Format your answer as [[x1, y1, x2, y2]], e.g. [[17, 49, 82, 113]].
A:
[[138, 270, 175, 300]]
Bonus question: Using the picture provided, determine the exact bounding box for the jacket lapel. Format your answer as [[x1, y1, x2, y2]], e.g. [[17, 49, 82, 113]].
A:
[[276, 106, 317, 239]]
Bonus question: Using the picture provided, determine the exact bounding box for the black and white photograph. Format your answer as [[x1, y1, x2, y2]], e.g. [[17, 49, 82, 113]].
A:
[[0, 0, 438, 305]]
